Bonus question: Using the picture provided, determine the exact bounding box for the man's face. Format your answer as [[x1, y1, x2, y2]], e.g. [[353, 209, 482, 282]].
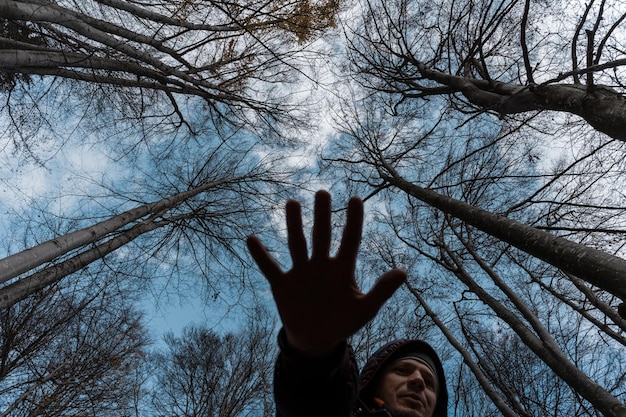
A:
[[373, 358, 437, 417]]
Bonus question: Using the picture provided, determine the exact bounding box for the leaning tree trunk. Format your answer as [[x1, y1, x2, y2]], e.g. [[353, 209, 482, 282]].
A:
[[415, 61, 626, 142], [0, 177, 245, 307], [379, 166, 626, 303], [405, 282, 526, 417], [0, 217, 162, 308]]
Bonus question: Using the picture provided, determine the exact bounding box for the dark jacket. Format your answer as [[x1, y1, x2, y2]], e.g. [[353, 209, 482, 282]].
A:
[[274, 331, 448, 417]]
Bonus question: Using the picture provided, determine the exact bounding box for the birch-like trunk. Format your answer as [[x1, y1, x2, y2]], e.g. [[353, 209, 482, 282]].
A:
[[0, 177, 244, 305], [437, 241, 626, 417], [0, 0, 334, 118]]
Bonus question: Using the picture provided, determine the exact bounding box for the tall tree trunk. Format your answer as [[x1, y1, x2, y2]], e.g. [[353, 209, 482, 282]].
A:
[[0, 178, 242, 284], [0, 177, 245, 307], [405, 281, 526, 417], [415, 62, 626, 142], [380, 168, 626, 302], [0, 217, 161, 308]]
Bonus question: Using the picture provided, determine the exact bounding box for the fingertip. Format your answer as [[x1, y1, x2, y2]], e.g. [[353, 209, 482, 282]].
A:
[[314, 190, 331, 213], [346, 195, 364, 220], [246, 235, 282, 280], [312, 189, 332, 259], [246, 234, 259, 249], [285, 199, 303, 230], [348, 195, 363, 207], [246, 235, 266, 261], [285, 199, 308, 265], [385, 268, 408, 289], [338, 196, 364, 261], [368, 268, 407, 304], [390, 267, 408, 281], [316, 189, 331, 200], [285, 198, 301, 211]]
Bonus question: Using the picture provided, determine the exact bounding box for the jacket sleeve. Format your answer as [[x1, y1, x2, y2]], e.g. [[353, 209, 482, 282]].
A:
[[273, 329, 359, 417]]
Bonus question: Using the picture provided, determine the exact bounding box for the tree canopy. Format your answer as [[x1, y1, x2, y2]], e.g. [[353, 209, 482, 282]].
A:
[[1, 0, 625, 416]]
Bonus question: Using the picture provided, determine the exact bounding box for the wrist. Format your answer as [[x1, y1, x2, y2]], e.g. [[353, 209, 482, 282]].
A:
[[282, 329, 344, 358]]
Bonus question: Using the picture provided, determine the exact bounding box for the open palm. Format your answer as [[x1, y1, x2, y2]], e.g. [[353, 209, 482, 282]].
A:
[[247, 190, 406, 356]]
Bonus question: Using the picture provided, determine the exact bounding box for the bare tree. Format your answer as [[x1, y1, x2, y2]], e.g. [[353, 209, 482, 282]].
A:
[[0, 275, 149, 417], [0, 0, 333, 308], [1, 0, 339, 130], [345, 0, 626, 141], [0, 128, 293, 308], [325, 82, 626, 415], [149, 309, 276, 417], [345, 226, 445, 359]]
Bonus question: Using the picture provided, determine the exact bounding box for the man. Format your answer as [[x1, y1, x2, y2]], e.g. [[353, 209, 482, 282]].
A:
[[247, 190, 448, 417], [358, 339, 447, 417]]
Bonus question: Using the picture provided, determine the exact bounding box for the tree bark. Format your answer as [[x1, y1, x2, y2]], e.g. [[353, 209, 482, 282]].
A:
[[380, 168, 626, 302], [0, 177, 244, 285], [0, 0, 321, 122], [438, 240, 626, 417], [415, 62, 626, 141], [0, 218, 164, 309]]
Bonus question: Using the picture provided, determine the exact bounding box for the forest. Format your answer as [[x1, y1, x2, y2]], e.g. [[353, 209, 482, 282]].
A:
[[0, 0, 625, 416]]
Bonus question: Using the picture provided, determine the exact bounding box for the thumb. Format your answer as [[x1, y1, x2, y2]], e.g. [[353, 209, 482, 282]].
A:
[[363, 268, 407, 312]]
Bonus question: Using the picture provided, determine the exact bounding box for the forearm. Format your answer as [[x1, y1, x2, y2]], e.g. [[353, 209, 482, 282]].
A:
[[274, 329, 359, 417]]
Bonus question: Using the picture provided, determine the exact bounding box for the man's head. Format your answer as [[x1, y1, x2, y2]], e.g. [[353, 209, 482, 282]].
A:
[[373, 356, 438, 417], [358, 340, 447, 417]]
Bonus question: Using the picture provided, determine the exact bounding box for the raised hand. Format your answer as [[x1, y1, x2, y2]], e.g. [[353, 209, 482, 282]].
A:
[[246, 190, 406, 356]]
